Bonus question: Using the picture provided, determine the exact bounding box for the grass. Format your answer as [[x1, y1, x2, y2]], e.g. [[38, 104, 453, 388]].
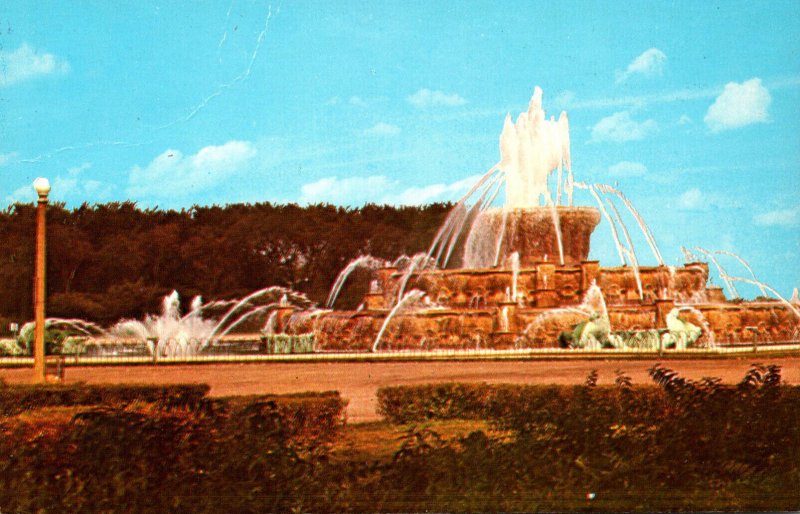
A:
[[331, 418, 502, 462]]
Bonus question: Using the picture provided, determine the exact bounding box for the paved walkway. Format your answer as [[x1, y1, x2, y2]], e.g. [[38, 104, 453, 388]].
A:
[[2, 358, 798, 422]]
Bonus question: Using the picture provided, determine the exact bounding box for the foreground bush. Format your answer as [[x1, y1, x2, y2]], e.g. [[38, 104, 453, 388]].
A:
[[209, 391, 348, 446], [374, 365, 800, 511], [0, 385, 348, 513], [0, 382, 211, 416]]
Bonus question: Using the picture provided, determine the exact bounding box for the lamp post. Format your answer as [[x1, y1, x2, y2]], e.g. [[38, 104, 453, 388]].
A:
[[33, 177, 50, 383]]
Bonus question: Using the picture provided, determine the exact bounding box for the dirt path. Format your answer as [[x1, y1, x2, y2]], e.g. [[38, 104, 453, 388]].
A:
[[2, 358, 798, 422]]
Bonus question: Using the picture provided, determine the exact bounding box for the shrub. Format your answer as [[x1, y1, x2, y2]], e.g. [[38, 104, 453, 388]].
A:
[[371, 366, 800, 511], [377, 382, 493, 423], [0, 383, 211, 416], [0, 387, 348, 513], [209, 391, 348, 445], [0, 337, 25, 356], [262, 333, 315, 353], [377, 381, 667, 427], [0, 406, 312, 512], [376, 366, 800, 500]]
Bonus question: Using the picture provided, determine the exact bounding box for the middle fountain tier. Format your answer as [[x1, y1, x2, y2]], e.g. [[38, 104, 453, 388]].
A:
[[463, 206, 601, 268]]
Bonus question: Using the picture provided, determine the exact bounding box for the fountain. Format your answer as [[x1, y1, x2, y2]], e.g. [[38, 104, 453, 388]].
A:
[[1, 287, 318, 358], [296, 87, 800, 352], [9, 86, 795, 358], [372, 289, 425, 352], [110, 287, 316, 356], [327, 255, 390, 308], [111, 291, 217, 355]]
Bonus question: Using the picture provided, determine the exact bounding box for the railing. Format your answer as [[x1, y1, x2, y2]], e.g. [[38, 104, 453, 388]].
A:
[[0, 338, 798, 366], [0, 334, 317, 366]]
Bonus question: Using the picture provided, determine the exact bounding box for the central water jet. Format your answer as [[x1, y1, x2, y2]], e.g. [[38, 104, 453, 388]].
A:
[[460, 87, 600, 269]]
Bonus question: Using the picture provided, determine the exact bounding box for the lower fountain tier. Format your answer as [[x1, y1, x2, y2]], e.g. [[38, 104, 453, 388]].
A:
[[301, 300, 799, 351], [463, 206, 601, 268]]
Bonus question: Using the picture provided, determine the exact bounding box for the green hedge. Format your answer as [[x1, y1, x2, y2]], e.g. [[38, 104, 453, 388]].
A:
[[209, 391, 348, 444], [0, 383, 347, 442], [377, 382, 676, 426], [375, 365, 800, 498], [377, 368, 800, 429], [0, 383, 211, 416], [262, 333, 315, 354], [0, 338, 25, 356], [0, 406, 310, 512], [0, 386, 348, 513]]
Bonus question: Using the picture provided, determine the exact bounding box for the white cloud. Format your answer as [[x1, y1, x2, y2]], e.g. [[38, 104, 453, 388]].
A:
[[674, 187, 735, 211], [127, 140, 256, 198], [363, 122, 401, 137], [544, 75, 799, 112], [299, 174, 481, 206], [67, 162, 92, 176], [52, 163, 92, 197], [52, 175, 78, 196], [4, 162, 113, 205], [51, 163, 113, 202], [704, 78, 771, 132], [407, 88, 467, 108], [678, 114, 692, 125], [616, 48, 667, 84], [349, 96, 368, 107], [0, 152, 18, 167], [608, 161, 647, 177], [552, 90, 576, 109], [5, 184, 33, 204], [677, 187, 703, 210], [383, 175, 481, 205], [590, 111, 657, 142], [82, 180, 113, 198], [754, 207, 799, 227], [300, 175, 397, 205], [564, 86, 716, 111], [0, 43, 70, 87]]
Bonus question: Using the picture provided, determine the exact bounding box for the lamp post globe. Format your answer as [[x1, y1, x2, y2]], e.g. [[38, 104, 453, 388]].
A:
[[33, 177, 51, 198]]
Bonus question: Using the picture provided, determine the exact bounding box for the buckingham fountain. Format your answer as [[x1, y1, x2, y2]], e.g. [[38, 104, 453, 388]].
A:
[[277, 87, 800, 352]]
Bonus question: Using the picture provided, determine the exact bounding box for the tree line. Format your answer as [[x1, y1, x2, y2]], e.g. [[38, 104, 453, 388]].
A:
[[0, 201, 451, 329]]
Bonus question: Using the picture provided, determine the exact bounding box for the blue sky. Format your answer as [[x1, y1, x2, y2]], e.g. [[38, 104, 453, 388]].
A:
[[1, 1, 799, 297]]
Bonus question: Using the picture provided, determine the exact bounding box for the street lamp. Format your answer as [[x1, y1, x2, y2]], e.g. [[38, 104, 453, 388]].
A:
[[33, 177, 50, 383]]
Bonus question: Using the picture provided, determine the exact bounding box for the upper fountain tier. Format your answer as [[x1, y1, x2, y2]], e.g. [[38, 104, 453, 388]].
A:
[[499, 87, 572, 208], [457, 87, 597, 268], [427, 87, 598, 270]]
